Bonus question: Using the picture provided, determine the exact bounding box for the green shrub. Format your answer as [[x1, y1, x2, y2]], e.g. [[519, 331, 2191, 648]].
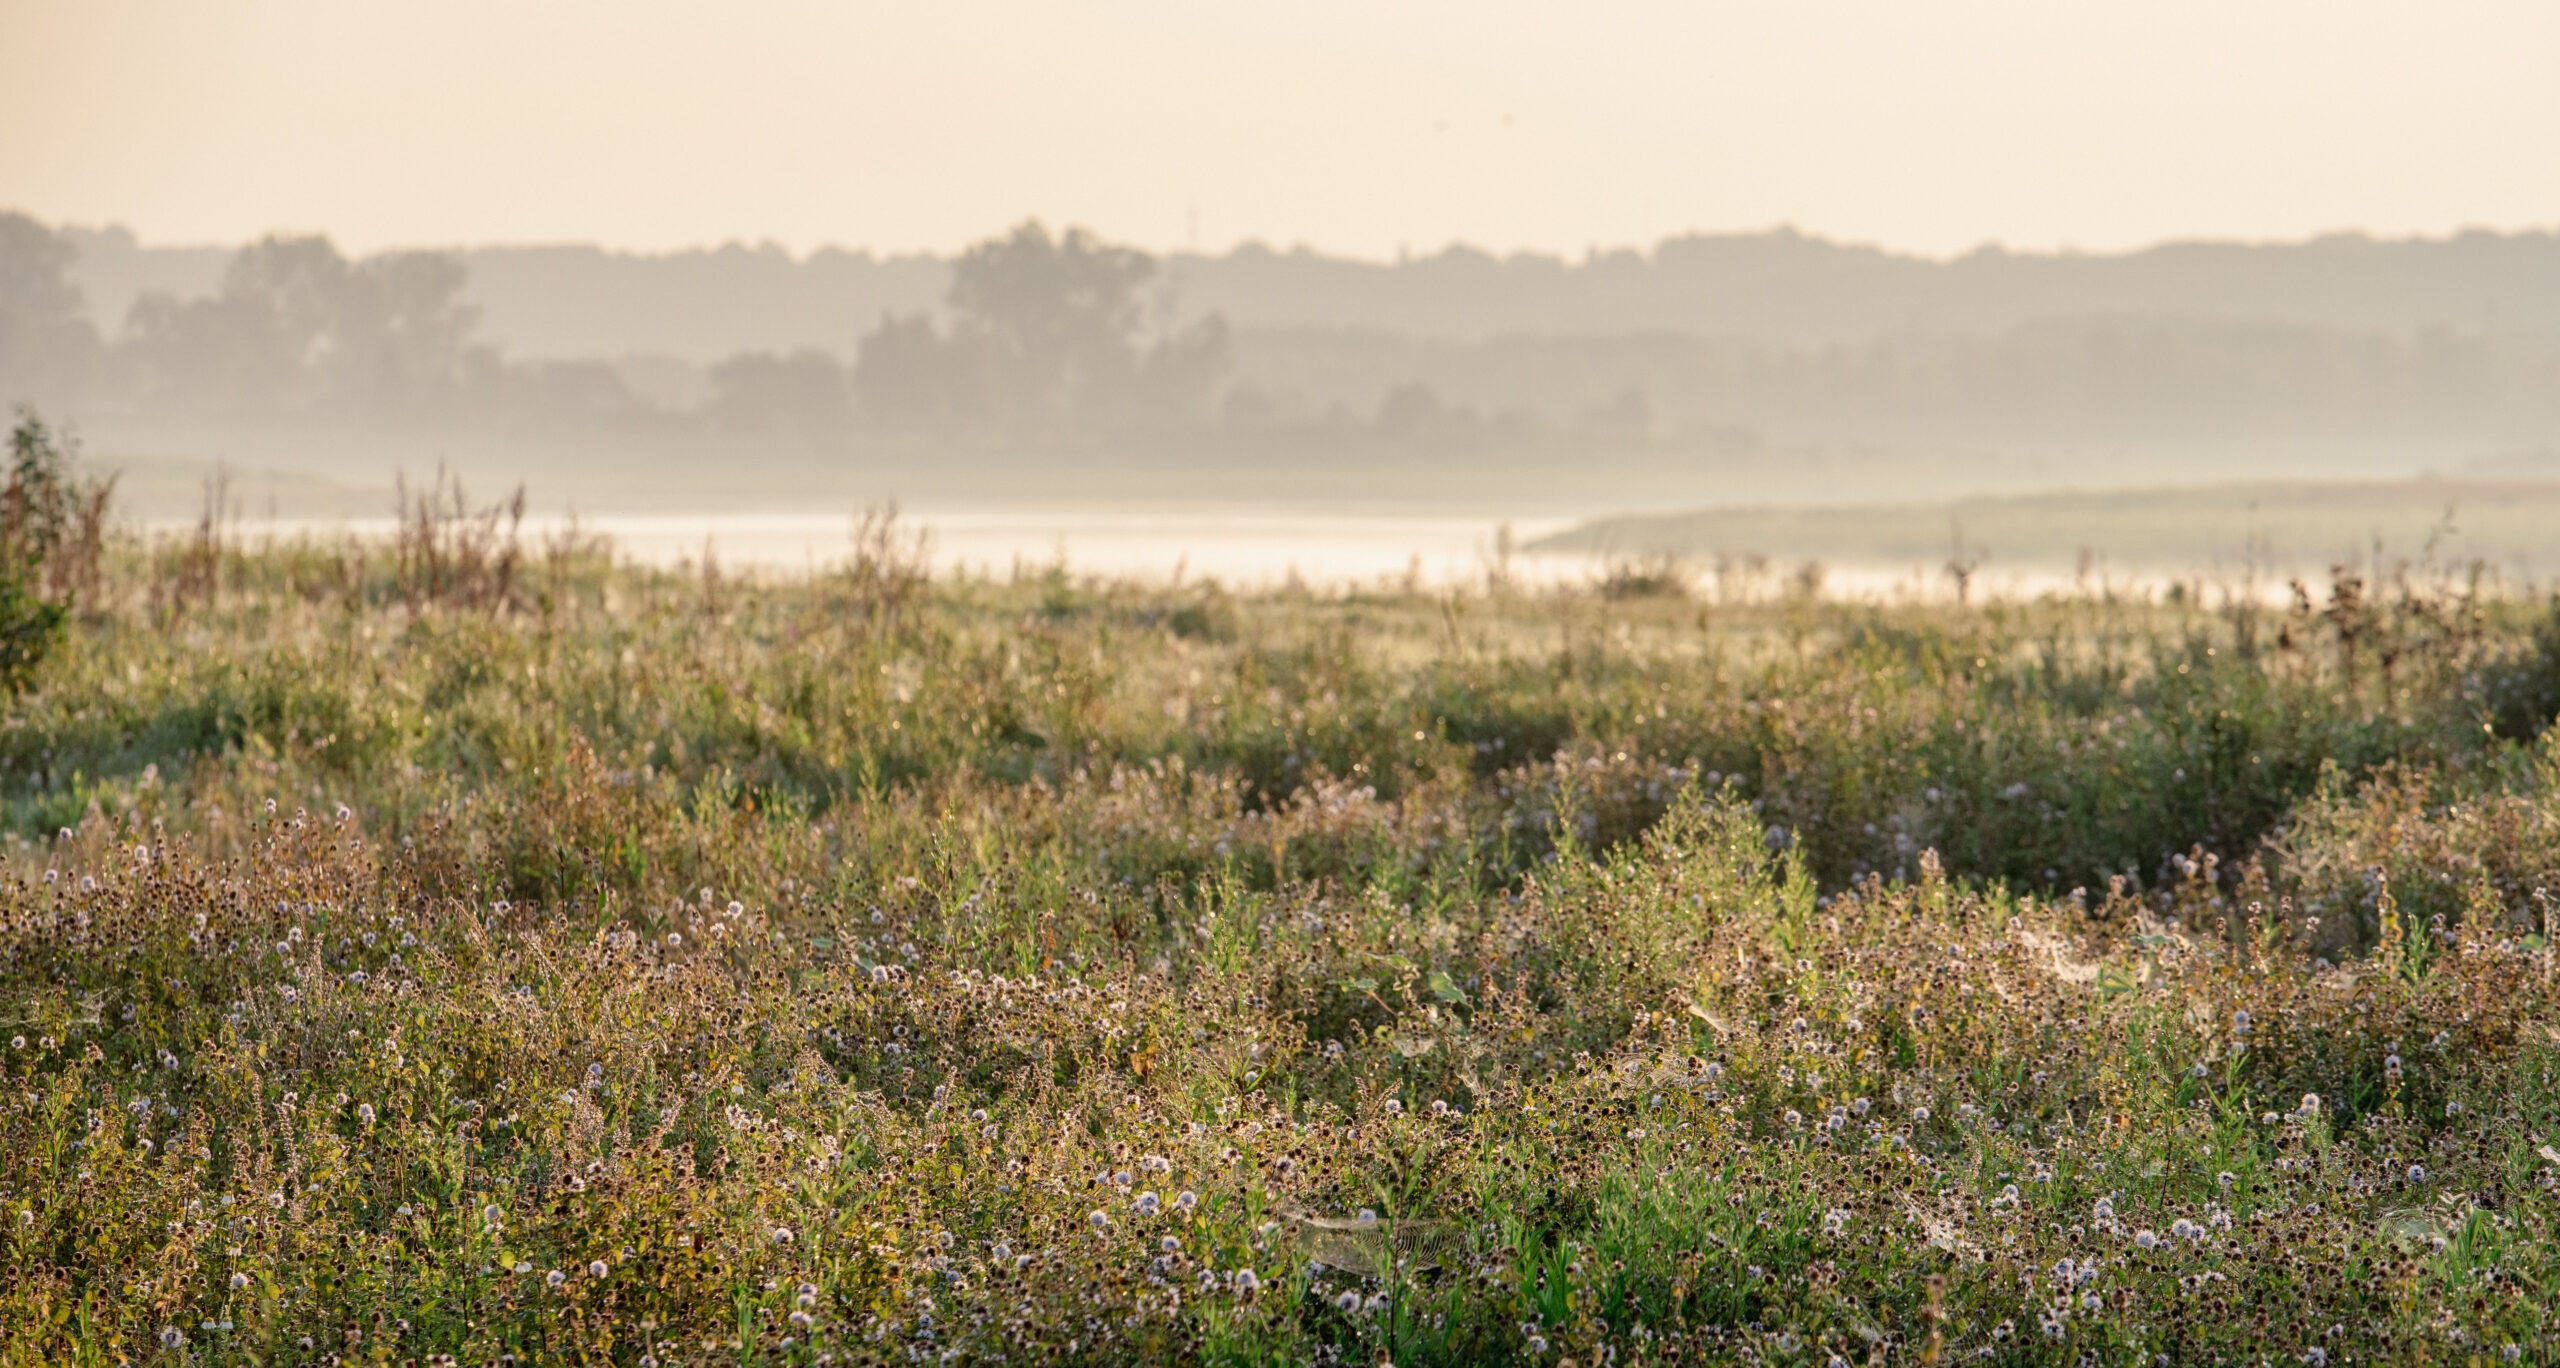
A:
[[0, 409, 112, 693]]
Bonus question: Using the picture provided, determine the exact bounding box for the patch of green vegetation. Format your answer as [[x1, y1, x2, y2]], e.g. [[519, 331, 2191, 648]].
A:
[[2, 510, 2558, 1363]]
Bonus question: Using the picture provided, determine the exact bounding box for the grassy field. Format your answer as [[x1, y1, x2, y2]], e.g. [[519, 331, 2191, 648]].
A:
[[5, 504, 2560, 1364]]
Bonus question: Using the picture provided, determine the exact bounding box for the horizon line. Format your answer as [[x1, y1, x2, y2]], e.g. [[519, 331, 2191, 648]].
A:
[[33, 213, 2560, 270]]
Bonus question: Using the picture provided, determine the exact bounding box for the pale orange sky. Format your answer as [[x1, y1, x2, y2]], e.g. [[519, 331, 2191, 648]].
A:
[[3, 0, 2555, 259]]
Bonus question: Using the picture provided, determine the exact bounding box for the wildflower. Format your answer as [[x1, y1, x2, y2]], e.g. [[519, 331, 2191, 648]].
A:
[[546, 1269, 566, 1289], [771, 1226, 795, 1245], [1172, 1190, 1197, 1212], [2134, 1229, 2159, 1250], [1335, 1291, 1361, 1313], [357, 1103, 375, 1125], [1161, 1235, 1181, 1253], [1089, 1210, 1111, 1231], [1232, 1267, 1259, 1295], [590, 1260, 610, 1278], [2407, 1164, 2427, 1184], [230, 1271, 250, 1289], [1132, 1190, 1161, 1217]]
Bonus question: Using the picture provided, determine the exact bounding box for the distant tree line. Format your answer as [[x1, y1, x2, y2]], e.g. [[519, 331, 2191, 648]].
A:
[[0, 214, 1233, 438], [4, 209, 2555, 458]]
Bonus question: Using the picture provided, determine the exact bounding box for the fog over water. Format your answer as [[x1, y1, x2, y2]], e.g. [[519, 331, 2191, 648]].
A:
[[152, 508, 1578, 586], [6, 0, 2556, 586]]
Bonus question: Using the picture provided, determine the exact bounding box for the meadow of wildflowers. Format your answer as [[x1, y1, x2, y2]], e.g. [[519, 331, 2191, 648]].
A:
[[2, 516, 2559, 1364]]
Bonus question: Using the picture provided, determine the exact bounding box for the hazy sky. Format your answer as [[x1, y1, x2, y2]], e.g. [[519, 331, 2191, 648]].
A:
[[4, 0, 2555, 260]]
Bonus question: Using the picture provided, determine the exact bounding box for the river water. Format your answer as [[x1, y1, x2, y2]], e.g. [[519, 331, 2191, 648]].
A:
[[163, 508, 1592, 587]]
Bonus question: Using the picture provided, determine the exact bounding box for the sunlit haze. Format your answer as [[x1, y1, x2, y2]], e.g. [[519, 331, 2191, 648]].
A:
[[9, 11, 2560, 1354], [5, 0, 2556, 257]]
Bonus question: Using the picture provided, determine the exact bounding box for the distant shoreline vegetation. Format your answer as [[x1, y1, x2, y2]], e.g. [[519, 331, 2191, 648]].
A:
[[4, 212, 2554, 497], [1536, 476, 2560, 586]]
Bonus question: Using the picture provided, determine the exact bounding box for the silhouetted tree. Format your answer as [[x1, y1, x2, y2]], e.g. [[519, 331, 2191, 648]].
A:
[[1135, 313, 1233, 421], [0, 213, 104, 411], [473, 358, 653, 428], [125, 234, 481, 418], [705, 349, 851, 437], [329, 250, 483, 416], [948, 221, 1152, 421], [852, 221, 1227, 430], [852, 312, 986, 429]]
